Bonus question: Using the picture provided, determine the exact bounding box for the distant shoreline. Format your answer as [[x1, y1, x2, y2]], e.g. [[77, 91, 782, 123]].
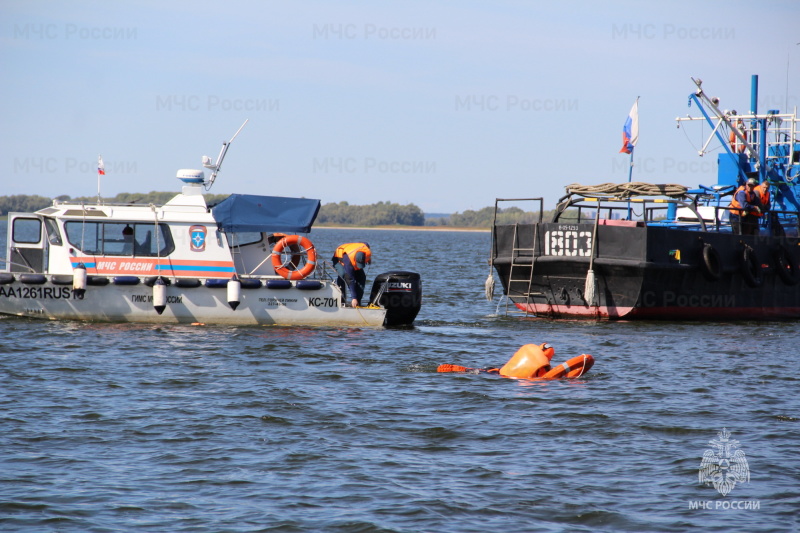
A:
[[314, 225, 489, 233], [0, 216, 489, 232]]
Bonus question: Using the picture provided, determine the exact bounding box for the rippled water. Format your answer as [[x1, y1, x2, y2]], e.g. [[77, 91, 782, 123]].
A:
[[1, 224, 798, 532]]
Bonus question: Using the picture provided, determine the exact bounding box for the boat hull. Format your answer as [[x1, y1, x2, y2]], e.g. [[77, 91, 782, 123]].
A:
[[492, 222, 800, 320], [0, 279, 387, 326]]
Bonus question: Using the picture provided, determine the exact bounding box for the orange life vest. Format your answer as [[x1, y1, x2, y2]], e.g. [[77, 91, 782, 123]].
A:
[[754, 182, 770, 208], [499, 343, 555, 378], [729, 186, 759, 217], [333, 243, 372, 270]]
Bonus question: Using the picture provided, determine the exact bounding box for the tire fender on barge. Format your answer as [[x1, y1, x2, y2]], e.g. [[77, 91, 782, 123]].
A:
[[700, 242, 722, 281], [741, 246, 763, 288]]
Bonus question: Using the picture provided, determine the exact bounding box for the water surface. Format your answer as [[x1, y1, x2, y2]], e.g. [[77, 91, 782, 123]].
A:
[[1, 224, 798, 532]]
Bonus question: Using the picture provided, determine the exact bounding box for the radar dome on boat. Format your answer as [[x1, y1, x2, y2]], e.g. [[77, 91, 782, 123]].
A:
[[177, 169, 205, 183]]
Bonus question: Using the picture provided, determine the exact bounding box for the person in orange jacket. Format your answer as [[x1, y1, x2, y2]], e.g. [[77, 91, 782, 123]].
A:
[[728, 178, 761, 235], [753, 177, 784, 235], [754, 179, 770, 212], [332, 242, 372, 307]]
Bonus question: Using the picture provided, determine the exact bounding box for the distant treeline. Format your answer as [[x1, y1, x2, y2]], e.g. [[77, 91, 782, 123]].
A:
[[317, 201, 425, 226], [0, 194, 55, 215], [0, 193, 561, 228], [0, 192, 230, 216], [428, 206, 569, 227]]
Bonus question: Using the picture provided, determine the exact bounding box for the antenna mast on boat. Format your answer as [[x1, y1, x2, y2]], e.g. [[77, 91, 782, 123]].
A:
[[202, 119, 249, 190], [689, 77, 761, 163]]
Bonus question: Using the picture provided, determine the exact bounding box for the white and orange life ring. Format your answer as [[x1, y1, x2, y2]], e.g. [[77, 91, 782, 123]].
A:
[[271, 235, 317, 280], [541, 354, 595, 379]]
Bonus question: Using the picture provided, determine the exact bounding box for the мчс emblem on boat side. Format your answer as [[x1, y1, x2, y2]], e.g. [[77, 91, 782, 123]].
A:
[[190, 225, 206, 252], [698, 428, 750, 496]]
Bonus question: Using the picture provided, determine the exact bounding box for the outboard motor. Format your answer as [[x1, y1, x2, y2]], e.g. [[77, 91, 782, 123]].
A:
[[369, 271, 422, 326]]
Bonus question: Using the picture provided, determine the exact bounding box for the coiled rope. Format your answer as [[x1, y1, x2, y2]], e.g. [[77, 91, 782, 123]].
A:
[[565, 182, 688, 198]]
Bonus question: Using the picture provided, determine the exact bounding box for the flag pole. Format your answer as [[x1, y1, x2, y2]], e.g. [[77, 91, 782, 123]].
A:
[[625, 96, 639, 220], [626, 146, 634, 219], [97, 155, 104, 205]]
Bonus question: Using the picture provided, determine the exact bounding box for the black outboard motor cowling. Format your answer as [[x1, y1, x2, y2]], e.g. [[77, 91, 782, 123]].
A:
[[369, 271, 422, 326]]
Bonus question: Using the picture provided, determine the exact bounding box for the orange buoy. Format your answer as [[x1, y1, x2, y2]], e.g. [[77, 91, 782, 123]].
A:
[[541, 354, 594, 379], [498, 343, 555, 379], [437, 344, 594, 380]]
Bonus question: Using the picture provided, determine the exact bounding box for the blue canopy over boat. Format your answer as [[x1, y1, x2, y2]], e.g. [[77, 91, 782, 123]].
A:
[[212, 194, 321, 233]]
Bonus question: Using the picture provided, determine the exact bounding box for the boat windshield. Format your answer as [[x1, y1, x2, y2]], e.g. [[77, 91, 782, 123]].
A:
[[64, 221, 175, 257], [43, 217, 63, 246], [227, 232, 263, 247]]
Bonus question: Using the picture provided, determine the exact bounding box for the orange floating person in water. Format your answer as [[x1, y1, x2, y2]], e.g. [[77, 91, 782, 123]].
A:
[[437, 343, 594, 380]]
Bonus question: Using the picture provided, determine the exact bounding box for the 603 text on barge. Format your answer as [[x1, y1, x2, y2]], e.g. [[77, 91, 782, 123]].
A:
[[489, 76, 800, 320]]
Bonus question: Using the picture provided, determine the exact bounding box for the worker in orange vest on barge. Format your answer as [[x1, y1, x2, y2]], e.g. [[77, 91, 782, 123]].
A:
[[753, 178, 784, 236], [754, 179, 770, 211], [729, 177, 762, 235], [332, 242, 372, 307]]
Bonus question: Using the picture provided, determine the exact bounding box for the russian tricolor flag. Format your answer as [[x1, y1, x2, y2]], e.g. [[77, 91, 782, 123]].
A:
[[98, 155, 105, 175], [619, 99, 639, 154]]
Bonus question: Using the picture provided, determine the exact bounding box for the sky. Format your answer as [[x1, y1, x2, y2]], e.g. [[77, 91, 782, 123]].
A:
[[1, 0, 799, 214]]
